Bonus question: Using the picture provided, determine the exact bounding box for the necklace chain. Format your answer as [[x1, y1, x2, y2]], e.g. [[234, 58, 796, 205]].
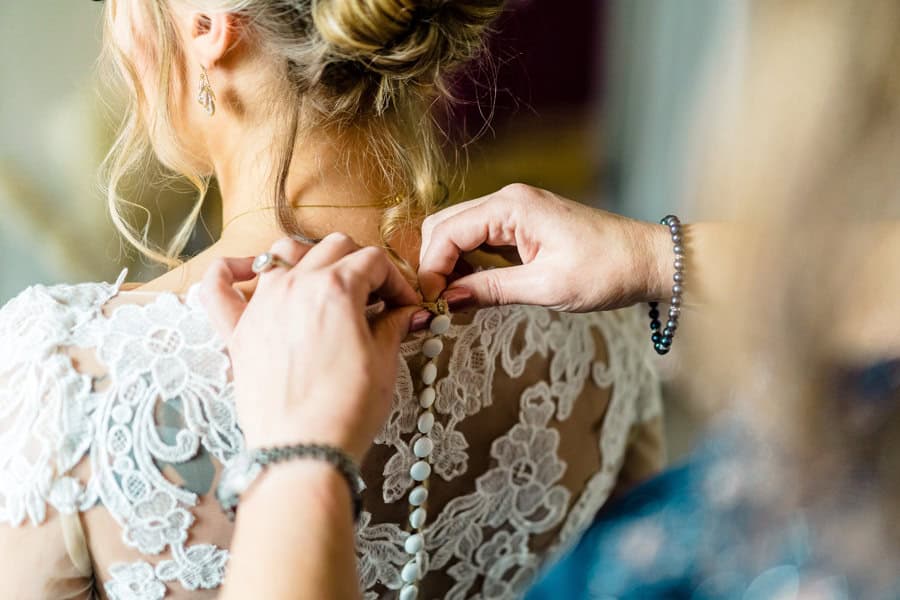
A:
[[221, 196, 403, 233]]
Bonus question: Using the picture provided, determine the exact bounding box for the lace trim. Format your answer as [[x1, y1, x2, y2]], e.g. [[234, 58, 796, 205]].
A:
[[0, 270, 126, 527]]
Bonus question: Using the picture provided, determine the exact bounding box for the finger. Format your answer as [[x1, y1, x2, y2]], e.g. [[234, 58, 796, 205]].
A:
[[253, 238, 315, 296], [372, 306, 419, 358], [296, 232, 360, 271], [198, 257, 256, 344], [254, 237, 313, 280], [444, 264, 545, 307], [368, 306, 419, 420], [271, 236, 313, 263], [409, 309, 433, 333], [418, 201, 519, 300], [337, 247, 420, 307], [420, 195, 493, 263], [419, 185, 531, 263]]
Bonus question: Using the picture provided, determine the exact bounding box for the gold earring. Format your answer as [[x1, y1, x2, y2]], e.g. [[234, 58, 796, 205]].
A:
[[197, 67, 216, 117]]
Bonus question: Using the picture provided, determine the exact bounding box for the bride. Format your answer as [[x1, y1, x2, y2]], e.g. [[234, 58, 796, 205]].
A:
[[0, 1, 662, 598]]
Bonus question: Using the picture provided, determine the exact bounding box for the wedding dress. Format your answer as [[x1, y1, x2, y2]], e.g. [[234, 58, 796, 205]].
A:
[[0, 268, 663, 599]]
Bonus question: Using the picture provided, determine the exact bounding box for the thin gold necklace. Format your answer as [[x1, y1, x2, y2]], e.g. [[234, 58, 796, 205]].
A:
[[221, 196, 403, 233]]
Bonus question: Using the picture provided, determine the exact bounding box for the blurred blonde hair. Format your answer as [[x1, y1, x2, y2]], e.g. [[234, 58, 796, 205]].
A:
[[100, 0, 504, 267], [686, 0, 900, 552]]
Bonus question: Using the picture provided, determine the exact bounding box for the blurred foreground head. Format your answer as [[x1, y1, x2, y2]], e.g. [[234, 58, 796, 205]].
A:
[[686, 0, 900, 577]]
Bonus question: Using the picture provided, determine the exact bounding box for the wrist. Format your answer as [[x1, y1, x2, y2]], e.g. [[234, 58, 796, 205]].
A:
[[647, 223, 677, 302], [241, 412, 369, 465], [242, 459, 352, 520], [225, 459, 360, 600]]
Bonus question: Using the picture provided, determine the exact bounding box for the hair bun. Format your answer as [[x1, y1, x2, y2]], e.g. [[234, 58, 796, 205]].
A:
[[313, 0, 503, 88]]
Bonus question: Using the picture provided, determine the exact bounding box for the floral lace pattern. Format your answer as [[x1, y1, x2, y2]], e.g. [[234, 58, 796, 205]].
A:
[[0, 272, 661, 598]]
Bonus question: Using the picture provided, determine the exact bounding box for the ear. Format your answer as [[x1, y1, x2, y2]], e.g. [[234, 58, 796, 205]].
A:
[[187, 11, 242, 68]]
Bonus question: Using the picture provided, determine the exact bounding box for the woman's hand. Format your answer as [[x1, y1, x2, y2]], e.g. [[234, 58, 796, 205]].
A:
[[418, 184, 674, 312], [199, 233, 420, 463]]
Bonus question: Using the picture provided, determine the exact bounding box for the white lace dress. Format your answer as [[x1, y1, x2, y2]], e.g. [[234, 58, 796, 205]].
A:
[[0, 270, 663, 599]]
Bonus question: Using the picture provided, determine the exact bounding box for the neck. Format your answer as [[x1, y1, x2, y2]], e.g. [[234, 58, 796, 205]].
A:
[[137, 116, 419, 295], [214, 120, 390, 252]]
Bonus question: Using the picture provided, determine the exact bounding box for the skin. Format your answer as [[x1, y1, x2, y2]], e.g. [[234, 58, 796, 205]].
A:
[[199, 236, 418, 600], [110, 0, 420, 298], [417, 184, 688, 311], [106, 3, 790, 599], [107, 11, 681, 600], [107, 0, 713, 318], [199, 236, 418, 461], [416, 184, 900, 364], [20, 3, 892, 600], [108, 3, 420, 598]]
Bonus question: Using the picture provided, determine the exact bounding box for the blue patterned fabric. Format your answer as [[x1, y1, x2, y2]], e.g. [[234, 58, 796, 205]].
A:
[[526, 429, 900, 600]]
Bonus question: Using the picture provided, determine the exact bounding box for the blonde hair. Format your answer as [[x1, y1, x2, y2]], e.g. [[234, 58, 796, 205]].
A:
[[100, 0, 504, 267]]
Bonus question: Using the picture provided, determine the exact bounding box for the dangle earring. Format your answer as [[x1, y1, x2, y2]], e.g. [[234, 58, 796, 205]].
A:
[[197, 66, 216, 117]]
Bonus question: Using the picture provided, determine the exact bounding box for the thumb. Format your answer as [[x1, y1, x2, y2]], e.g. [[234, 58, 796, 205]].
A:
[[446, 264, 545, 307]]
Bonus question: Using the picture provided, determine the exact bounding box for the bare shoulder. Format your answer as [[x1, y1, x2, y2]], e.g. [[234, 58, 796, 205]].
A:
[[123, 254, 209, 295]]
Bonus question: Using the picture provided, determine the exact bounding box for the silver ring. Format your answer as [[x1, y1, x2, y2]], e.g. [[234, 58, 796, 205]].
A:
[[252, 252, 295, 274]]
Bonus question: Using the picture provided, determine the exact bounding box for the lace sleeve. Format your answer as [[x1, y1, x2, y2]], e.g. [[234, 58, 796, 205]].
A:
[[0, 281, 122, 597]]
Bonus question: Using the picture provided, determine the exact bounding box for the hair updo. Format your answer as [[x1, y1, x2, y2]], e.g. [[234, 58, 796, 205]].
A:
[[314, 0, 505, 108], [101, 0, 505, 267]]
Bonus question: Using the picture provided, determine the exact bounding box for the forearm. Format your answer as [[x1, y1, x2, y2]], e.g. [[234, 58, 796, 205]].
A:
[[221, 461, 361, 600], [648, 219, 900, 308]]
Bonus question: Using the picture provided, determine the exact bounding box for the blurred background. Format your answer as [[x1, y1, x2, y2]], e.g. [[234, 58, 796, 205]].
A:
[[0, 0, 747, 458]]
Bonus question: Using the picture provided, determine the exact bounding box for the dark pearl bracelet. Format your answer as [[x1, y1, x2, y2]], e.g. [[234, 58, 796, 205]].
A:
[[649, 214, 684, 355]]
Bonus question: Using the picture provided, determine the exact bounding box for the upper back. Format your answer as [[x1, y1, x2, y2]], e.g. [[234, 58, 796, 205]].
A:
[[0, 272, 663, 599]]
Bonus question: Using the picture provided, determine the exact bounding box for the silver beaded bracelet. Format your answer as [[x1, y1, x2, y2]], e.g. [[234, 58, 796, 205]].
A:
[[216, 442, 364, 523], [648, 214, 685, 355]]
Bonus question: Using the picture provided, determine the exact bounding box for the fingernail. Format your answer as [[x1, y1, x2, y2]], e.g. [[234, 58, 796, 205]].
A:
[[442, 286, 475, 310], [410, 309, 432, 332]]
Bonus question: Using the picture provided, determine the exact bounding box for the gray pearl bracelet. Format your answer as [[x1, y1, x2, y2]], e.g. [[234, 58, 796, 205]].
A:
[[648, 214, 685, 355], [217, 442, 363, 523], [257, 443, 363, 522]]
